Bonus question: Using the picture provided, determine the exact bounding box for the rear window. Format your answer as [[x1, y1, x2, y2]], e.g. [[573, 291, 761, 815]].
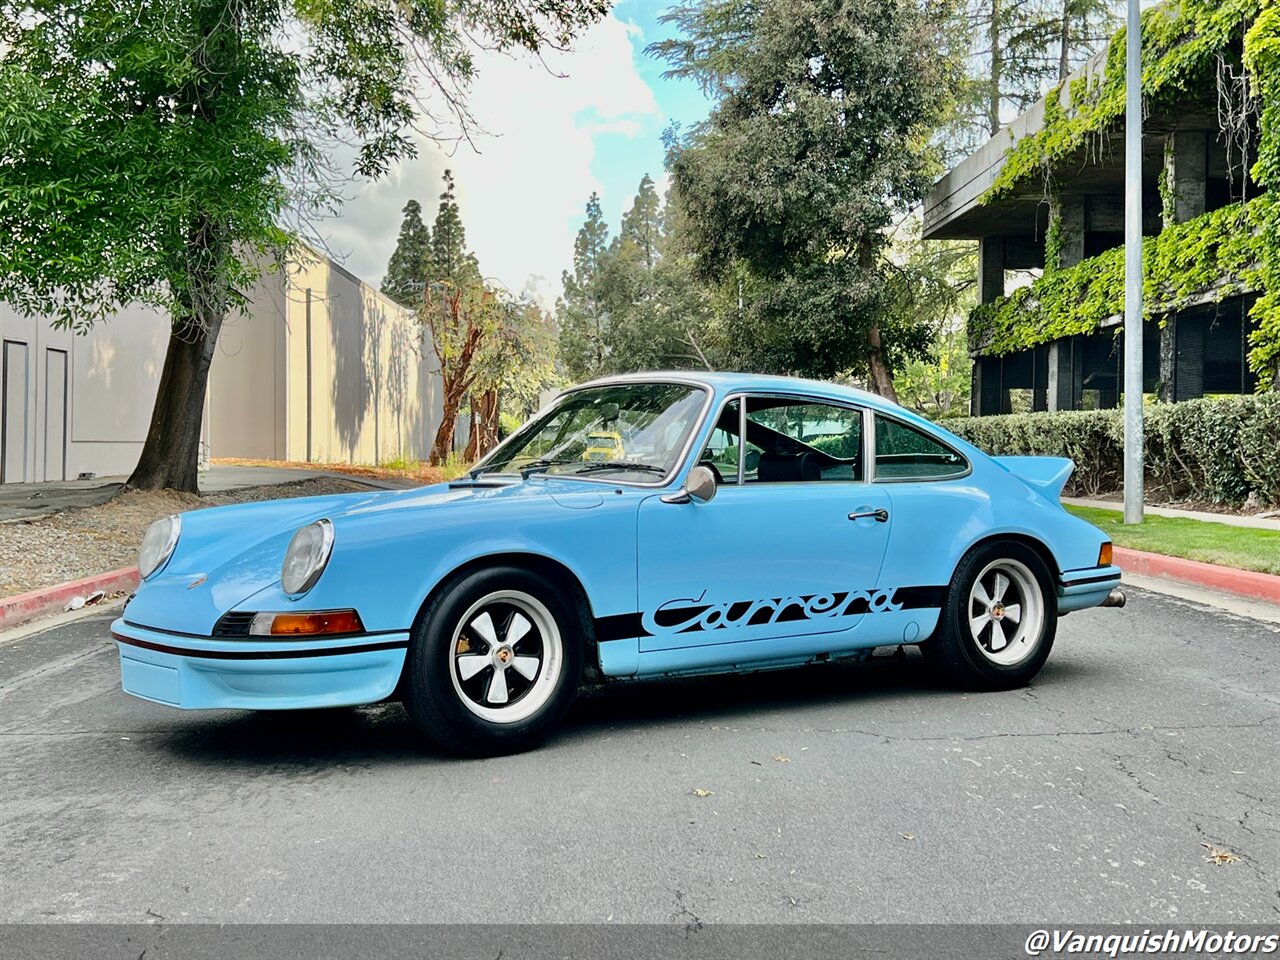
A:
[[874, 415, 968, 481]]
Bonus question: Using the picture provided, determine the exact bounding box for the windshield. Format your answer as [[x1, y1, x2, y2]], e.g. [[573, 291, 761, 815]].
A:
[[478, 382, 708, 483]]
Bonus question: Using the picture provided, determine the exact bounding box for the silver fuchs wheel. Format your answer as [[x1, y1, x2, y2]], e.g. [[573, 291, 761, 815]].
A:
[[404, 566, 582, 757], [449, 590, 563, 724], [926, 540, 1058, 691], [966, 558, 1046, 667]]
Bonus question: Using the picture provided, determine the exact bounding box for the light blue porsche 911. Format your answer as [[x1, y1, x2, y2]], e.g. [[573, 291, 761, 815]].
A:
[[113, 373, 1125, 755]]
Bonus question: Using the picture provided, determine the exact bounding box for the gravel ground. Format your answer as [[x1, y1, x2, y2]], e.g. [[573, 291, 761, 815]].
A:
[[0, 478, 372, 599]]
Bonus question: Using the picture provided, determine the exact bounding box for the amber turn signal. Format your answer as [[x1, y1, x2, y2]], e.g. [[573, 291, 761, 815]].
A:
[[1098, 542, 1113, 567], [249, 609, 364, 637]]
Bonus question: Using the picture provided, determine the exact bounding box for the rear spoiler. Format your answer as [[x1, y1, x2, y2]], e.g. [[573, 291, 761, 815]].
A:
[[992, 456, 1074, 502]]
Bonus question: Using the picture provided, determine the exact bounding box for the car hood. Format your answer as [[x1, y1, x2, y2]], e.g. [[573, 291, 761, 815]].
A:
[[121, 477, 617, 635]]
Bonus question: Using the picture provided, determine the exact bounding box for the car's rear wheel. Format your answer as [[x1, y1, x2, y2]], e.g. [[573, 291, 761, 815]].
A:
[[925, 541, 1057, 690], [403, 566, 582, 756]]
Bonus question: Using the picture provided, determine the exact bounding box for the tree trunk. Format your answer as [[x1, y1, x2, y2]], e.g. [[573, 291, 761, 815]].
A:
[[127, 216, 228, 493], [430, 374, 466, 466], [479, 388, 500, 456], [463, 395, 480, 461], [867, 323, 899, 403], [988, 0, 1002, 136], [1057, 1, 1071, 82], [127, 316, 224, 492]]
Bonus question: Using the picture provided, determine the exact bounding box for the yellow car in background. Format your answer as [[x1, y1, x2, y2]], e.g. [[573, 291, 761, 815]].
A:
[[581, 430, 624, 462]]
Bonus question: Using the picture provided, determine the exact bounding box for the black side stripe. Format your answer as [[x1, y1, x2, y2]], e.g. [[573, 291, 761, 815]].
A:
[[113, 634, 408, 661], [595, 613, 647, 643], [593, 585, 945, 642], [889, 585, 947, 609]]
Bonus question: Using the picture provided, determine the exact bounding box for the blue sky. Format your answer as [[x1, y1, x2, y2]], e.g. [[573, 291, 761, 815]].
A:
[[327, 2, 713, 307], [588, 1, 712, 229]]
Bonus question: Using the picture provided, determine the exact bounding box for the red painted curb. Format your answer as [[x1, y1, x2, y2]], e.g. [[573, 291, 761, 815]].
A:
[[1113, 546, 1280, 604], [0, 567, 139, 630]]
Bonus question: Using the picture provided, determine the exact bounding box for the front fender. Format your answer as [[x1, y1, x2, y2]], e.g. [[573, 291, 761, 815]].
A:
[[235, 493, 645, 633]]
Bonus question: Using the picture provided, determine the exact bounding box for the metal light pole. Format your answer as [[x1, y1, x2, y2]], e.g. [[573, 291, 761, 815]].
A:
[[1123, 0, 1144, 524]]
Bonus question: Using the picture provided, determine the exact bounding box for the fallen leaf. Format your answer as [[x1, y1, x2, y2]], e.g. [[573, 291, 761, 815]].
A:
[[691, 788, 714, 798], [772, 755, 791, 763], [900, 832, 916, 841], [1201, 842, 1240, 866]]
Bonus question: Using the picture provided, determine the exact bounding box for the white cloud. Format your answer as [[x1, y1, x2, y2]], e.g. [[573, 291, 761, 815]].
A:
[[322, 13, 661, 308]]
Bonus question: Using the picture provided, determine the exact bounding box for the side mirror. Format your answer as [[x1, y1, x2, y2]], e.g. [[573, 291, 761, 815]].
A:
[[661, 464, 718, 505]]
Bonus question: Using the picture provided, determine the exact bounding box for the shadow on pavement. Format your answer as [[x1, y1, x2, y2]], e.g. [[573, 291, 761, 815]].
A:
[[142, 648, 1108, 768]]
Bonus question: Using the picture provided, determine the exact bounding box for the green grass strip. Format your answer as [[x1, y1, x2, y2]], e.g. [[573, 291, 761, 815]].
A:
[[1066, 505, 1280, 576]]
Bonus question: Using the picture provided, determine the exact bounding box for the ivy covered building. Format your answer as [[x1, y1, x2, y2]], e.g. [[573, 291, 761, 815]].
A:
[[923, 0, 1279, 416]]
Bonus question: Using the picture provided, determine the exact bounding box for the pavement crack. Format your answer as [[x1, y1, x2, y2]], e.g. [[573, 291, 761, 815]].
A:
[[1108, 752, 1161, 804], [672, 890, 703, 933]]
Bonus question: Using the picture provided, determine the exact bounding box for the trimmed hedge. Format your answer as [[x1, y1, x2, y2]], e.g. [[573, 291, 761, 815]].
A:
[[945, 395, 1280, 507]]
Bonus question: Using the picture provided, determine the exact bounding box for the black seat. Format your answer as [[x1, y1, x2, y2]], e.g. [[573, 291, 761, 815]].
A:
[[757, 451, 800, 482], [797, 451, 823, 482]]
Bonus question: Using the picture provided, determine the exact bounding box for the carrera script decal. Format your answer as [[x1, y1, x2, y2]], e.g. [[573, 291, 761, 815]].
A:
[[641, 588, 903, 639]]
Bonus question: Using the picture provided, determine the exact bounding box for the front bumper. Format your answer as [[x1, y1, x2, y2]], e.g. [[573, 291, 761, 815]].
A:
[[1057, 565, 1123, 613], [111, 618, 409, 710]]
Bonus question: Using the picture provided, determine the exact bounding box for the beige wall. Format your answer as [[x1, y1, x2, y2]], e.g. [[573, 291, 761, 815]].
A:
[[207, 271, 289, 461], [1, 248, 450, 484], [1, 302, 174, 482], [275, 252, 445, 465]]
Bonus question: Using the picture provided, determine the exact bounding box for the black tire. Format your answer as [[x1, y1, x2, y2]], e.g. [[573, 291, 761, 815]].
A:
[[403, 566, 582, 757], [924, 540, 1057, 691]]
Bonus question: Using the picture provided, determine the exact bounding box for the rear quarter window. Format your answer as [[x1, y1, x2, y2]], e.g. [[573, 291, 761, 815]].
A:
[[874, 415, 968, 481]]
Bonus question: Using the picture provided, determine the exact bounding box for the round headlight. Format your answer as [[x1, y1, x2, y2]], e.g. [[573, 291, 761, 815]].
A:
[[138, 515, 181, 580], [281, 519, 335, 596]]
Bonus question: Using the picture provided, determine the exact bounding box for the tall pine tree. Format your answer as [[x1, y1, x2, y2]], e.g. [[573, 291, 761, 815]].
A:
[[429, 169, 480, 285], [381, 199, 432, 308], [556, 176, 721, 377], [614, 174, 662, 271], [946, 0, 1119, 156], [1051, 0, 1119, 83], [557, 192, 611, 380]]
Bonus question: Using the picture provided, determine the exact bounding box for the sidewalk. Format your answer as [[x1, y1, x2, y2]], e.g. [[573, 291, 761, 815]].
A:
[[1063, 497, 1280, 531], [0, 464, 417, 522]]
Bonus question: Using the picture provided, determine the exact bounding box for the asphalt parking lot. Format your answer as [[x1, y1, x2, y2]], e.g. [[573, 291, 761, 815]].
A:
[[1, 587, 1277, 925]]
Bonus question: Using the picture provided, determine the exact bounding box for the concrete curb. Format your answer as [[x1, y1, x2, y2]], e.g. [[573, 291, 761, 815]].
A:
[[1113, 546, 1280, 604], [0, 567, 139, 630]]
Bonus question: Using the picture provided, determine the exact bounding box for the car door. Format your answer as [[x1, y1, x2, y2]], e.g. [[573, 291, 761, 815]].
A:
[[635, 394, 894, 654]]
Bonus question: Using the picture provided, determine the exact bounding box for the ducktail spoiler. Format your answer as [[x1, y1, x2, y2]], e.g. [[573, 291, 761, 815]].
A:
[[992, 456, 1075, 502]]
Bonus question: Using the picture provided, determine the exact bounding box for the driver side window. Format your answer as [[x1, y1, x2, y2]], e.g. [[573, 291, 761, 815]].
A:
[[743, 397, 864, 483]]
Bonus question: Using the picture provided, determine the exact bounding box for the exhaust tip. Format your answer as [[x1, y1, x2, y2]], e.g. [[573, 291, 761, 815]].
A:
[[1100, 588, 1127, 609]]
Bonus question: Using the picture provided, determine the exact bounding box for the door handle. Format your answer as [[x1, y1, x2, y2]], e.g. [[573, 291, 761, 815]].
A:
[[848, 508, 889, 523]]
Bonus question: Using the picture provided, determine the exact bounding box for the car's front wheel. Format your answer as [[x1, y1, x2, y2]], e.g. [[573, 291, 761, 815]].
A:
[[403, 566, 582, 756], [925, 541, 1057, 690]]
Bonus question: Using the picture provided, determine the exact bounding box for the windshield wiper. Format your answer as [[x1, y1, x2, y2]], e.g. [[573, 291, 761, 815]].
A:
[[519, 457, 581, 478], [569, 460, 668, 477]]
